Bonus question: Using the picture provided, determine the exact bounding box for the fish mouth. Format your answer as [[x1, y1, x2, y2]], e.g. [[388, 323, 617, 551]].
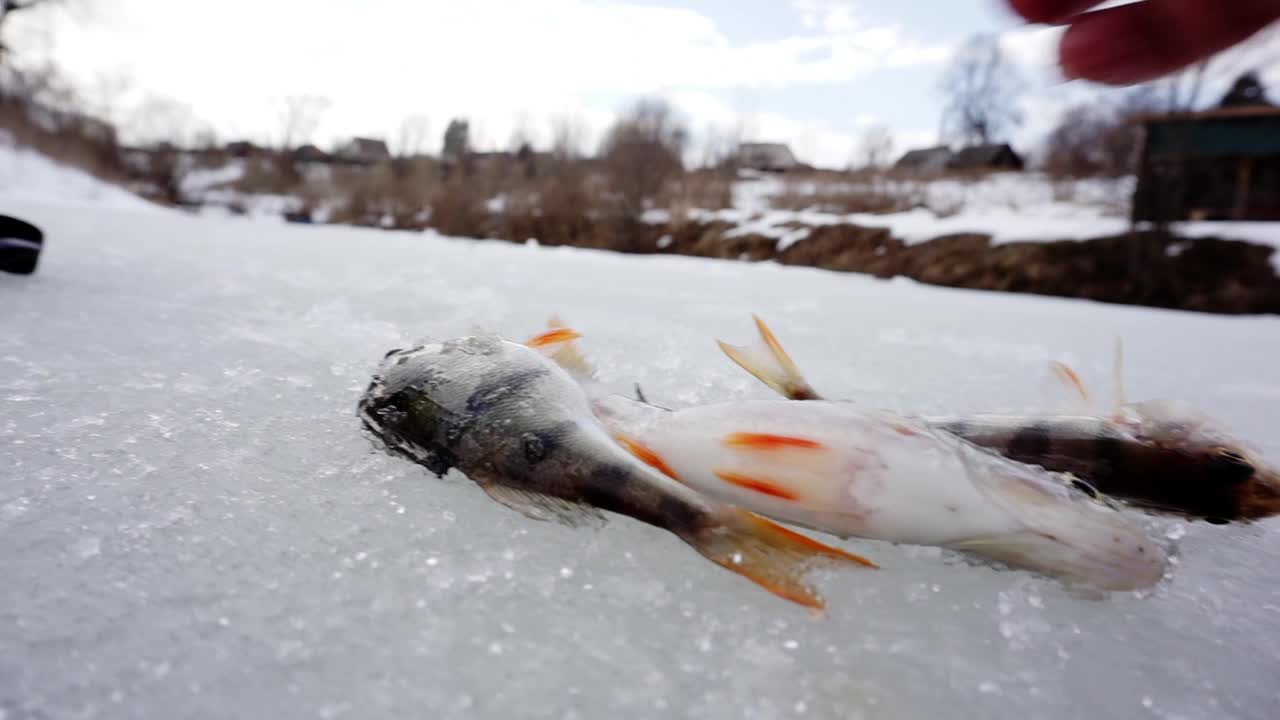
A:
[[1234, 466, 1280, 522], [357, 347, 458, 478]]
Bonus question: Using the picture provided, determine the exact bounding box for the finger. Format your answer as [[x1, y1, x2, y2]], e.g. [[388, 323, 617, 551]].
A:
[[1006, 0, 1101, 24], [1059, 0, 1280, 85]]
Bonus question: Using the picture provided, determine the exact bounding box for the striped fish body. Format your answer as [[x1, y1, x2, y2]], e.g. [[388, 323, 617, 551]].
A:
[[928, 413, 1279, 523]]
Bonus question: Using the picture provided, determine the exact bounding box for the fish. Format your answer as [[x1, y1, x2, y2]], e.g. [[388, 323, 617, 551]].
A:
[[715, 315, 1280, 524], [356, 333, 877, 612], [528, 326, 1170, 592]]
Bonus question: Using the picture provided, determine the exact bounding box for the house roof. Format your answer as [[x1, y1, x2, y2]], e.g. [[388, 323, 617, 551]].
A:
[[737, 142, 798, 166], [947, 143, 1022, 169], [895, 146, 952, 167], [1133, 105, 1280, 124], [338, 137, 390, 156]]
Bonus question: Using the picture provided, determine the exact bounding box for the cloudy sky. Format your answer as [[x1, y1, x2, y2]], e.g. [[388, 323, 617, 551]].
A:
[[10, 0, 1278, 167]]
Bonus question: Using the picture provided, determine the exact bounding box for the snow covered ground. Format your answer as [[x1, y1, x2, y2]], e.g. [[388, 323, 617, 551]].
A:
[[0, 133, 162, 215], [700, 171, 1280, 252], [4, 176, 1280, 720]]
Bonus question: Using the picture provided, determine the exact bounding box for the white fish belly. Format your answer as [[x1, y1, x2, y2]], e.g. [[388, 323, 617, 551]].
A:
[[625, 401, 1027, 545]]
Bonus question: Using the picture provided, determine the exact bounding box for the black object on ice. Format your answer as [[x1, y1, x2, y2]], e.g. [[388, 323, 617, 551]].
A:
[[0, 214, 43, 275]]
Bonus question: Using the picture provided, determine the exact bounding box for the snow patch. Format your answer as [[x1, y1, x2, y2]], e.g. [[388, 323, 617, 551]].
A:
[[0, 132, 161, 213]]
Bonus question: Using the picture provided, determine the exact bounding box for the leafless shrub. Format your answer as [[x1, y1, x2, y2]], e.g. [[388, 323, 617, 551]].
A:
[[853, 125, 895, 171], [0, 61, 125, 183], [598, 98, 689, 249], [770, 170, 925, 215], [1044, 88, 1166, 179]]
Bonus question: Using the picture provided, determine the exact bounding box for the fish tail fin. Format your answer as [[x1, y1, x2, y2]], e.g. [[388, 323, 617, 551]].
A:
[[689, 509, 877, 613], [525, 317, 596, 383], [716, 314, 823, 400], [952, 440, 1168, 592], [949, 527, 1167, 592]]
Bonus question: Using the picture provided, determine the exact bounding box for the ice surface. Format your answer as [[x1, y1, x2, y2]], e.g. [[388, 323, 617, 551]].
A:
[[3, 188, 1280, 720]]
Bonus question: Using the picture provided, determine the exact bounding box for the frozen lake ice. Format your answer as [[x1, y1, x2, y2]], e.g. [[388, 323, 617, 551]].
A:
[[3, 200, 1280, 720]]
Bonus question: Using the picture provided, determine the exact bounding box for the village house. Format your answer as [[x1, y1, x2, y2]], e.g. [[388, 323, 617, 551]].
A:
[[735, 142, 800, 172]]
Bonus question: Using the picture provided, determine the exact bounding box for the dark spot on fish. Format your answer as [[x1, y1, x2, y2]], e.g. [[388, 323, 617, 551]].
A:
[[1093, 434, 1125, 471], [1070, 479, 1100, 499], [1138, 546, 1146, 553], [465, 367, 548, 415], [590, 463, 632, 487], [946, 504, 959, 513], [658, 493, 705, 532], [575, 481, 618, 512], [1207, 449, 1253, 485], [1008, 424, 1051, 458]]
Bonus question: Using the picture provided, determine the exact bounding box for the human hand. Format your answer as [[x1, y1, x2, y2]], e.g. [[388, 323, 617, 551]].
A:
[[1008, 0, 1280, 84]]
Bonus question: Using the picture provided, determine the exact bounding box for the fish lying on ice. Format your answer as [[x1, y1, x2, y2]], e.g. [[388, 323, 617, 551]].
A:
[[715, 315, 1280, 524], [527, 327, 1170, 592], [356, 334, 877, 612]]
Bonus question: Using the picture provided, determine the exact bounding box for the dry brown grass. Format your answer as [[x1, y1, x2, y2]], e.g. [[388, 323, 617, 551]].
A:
[[769, 170, 927, 215]]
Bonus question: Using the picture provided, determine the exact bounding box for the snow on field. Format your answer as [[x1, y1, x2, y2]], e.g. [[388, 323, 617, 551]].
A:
[[703, 171, 1280, 252], [0, 133, 162, 214], [4, 188, 1280, 720]]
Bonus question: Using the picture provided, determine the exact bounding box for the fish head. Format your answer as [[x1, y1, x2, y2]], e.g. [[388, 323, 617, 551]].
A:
[[357, 335, 554, 475], [1120, 399, 1280, 521]]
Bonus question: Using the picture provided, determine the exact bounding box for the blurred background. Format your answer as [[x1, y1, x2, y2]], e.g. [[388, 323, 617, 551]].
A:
[[2, 0, 1279, 311]]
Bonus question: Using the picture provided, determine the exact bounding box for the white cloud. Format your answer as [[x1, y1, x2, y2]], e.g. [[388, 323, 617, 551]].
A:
[[9, 0, 954, 156]]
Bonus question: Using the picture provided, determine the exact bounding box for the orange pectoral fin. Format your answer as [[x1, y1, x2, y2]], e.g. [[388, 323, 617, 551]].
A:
[[527, 328, 583, 348], [690, 509, 878, 613], [614, 433, 680, 481]]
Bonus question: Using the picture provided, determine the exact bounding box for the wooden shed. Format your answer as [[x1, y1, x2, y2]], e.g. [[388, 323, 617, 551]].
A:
[[1131, 105, 1280, 222]]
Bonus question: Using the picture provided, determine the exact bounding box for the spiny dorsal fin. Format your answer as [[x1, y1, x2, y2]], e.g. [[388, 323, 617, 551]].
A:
[[1112, 336, 1126, 415], [524, 316, 597, 383], [717, 315, 824, 400], [1042, 361, 1096, 415]]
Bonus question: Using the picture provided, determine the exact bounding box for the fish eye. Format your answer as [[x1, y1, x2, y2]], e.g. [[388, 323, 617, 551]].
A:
[[1208, 448, 1254, 484], [1070, 478, 1100, 500]]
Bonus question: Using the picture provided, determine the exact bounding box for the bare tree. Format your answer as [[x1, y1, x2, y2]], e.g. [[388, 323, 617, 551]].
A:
[[442, 118, 470, 161], [939, 34, 1024, 147], [549, 114, 587, 161], [1044, 86, 1167, 178], [854, 124, 894, 171], [276, 94, 329, 151]]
